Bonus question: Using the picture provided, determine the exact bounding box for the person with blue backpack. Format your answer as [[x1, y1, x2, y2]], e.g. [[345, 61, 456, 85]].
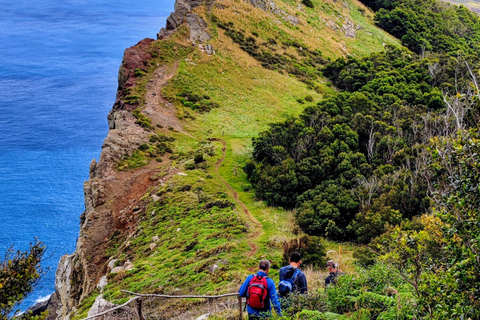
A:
[[239, 259, 282, 319], [278, 252, 308, 303]]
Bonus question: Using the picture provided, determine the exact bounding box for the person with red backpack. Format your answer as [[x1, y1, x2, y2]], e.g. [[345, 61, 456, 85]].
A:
[[238, 260, 282, 319]]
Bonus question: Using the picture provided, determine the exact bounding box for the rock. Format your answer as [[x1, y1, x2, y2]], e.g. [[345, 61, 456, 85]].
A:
[[195, 314, 211, 320], [108, 259, 117, 271], [87, 294, 136, 320], [209, 264, 219, 273], [152, 235, 159, 242], [87, 294, 115, 318], [150, 243, 157, 251], [124, 261, 134, 270], [286, 15, 299, 26], [342, 19, 356, 38], [246, 0, 299, 25], [110, 266, 125, 274], [25, 294, 52, 317], [89, 159, 97, 179], [177, 228, 181, 232], [96, 276, 108, 292], [166, 12, 183, 31], [326, 20, 340, 31], [199, 44, 215, 55], [158, 0, 215, 39], [186, 13, 210, 43], [177, 172, 188, 176], [53, 253, 81, 320]]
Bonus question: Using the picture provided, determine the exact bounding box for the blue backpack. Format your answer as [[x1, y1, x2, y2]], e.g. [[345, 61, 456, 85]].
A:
[[278, 268, 301, 296]]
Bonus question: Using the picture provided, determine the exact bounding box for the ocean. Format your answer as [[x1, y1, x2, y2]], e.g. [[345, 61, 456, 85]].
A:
[[0, 0, 174, 310]]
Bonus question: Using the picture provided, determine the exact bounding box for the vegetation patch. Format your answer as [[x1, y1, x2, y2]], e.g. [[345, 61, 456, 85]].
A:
[[177, 91, 220, 113], [214, 19, 327, 87], [116, 133, 175, 171]]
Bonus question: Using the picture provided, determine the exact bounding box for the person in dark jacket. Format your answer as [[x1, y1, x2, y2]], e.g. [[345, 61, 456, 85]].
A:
[[279, 252, 308, 297], [239, 259, 282, 319], [325, 259, 343, 286]]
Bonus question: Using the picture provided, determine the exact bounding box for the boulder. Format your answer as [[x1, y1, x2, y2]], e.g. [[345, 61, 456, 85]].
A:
[[186, 14, 210, 43], [107, 259, 117, 271], [96, 276, 108, 292], [342, 19, 356, 38], [87, 295, 115, 319]]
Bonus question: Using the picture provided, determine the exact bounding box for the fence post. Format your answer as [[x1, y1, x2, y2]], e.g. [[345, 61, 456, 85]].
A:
[[237, 295, 242, 320], [136, 298, 144, 320]]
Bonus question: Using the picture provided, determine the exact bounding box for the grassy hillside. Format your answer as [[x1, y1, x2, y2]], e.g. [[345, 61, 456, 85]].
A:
[[444, 0, 480, 11], [72, 0, 400, 318]]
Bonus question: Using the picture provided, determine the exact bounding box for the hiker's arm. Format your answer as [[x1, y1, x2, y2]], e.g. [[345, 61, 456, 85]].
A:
[[298, 273, 308, 294], [238, 276, 251, 297], [268, 280, 282, 316]]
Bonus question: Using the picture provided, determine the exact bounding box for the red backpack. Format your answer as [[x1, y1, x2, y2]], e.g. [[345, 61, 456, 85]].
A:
[[246, 275, 269, 309]]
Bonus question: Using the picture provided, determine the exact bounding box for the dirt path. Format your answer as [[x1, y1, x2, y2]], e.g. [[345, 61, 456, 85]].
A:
[[143, 62, 194, 139], [142, 64, 262, 258], [208, 138, 263, 258]]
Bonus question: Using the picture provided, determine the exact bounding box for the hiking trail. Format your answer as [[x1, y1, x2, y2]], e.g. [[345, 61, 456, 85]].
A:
[[209, 138, 263, 259]]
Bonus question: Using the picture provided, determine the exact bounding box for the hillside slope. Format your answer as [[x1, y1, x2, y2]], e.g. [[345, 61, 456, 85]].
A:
[[444, 0, 480, 11], [44, 0, 400, 319]]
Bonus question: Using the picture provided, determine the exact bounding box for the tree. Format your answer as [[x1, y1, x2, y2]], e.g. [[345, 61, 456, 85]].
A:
[[0, 240, 47, 319]]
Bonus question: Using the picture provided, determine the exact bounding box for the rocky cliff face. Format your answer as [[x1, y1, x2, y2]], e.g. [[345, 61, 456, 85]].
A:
[[46, 38, 159, 320], [47, 1, 210, 318]]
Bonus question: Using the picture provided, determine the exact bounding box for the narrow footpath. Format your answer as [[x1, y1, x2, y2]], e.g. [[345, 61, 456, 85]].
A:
[[209, 138, 263, 258]]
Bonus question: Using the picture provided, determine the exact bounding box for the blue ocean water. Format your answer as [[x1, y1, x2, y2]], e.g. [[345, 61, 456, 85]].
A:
[[0, 0, 174, 309]]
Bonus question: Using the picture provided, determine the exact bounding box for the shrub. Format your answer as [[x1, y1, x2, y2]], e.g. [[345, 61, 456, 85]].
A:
[[282, 235, 326, 267], [134, 68, 146, 77], [353, 246, 377, 267], [194, 154, 204, 164], [283, 293, 328, 317], [0, 241, 46, 319], [302, 0, 315, 9]]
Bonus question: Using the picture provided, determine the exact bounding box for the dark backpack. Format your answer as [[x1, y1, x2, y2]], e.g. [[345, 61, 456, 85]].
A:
[[278, 268, 301, 296], [247, 275, 269, 309]]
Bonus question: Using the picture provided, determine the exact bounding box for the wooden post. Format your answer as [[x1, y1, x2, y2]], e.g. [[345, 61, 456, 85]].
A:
[[238, 295, 242, 320], [136, 298, 144, 320]]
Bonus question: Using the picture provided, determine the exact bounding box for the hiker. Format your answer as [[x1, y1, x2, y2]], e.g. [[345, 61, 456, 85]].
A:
[[239, 259, 282, 319], [278, 252, 308, 298], [325, 260, 343, 286]]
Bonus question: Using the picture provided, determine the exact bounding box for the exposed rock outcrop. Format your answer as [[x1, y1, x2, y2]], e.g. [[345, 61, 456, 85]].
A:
[[342, 18, 356, 38], [247, 0, 300, 26], [48, 37, 161, 319], [158, 0, 215, 39], [186, 13, 211, 43]]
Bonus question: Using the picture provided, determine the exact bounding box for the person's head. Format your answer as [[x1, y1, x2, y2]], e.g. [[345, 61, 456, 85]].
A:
[[289, 252, 302, 267], [259, 259, 270, 273], [326, 260, 337, 272]]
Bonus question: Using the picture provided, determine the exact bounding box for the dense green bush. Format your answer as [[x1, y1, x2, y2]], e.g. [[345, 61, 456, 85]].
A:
[[302, 0, 315, 9], [282, 235, 326, 267], [360, 0, 480, 57], [247, 37, 480, 242], [326, 263, 415, 318]]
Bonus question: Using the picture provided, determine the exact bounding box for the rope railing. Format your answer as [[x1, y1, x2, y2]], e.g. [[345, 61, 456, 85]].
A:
[[80, 296, 140, 320], [79, 290, 242, 320]]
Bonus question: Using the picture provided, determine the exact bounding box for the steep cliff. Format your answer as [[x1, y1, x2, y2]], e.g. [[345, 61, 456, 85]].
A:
[[46, 0, 398, 318]]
